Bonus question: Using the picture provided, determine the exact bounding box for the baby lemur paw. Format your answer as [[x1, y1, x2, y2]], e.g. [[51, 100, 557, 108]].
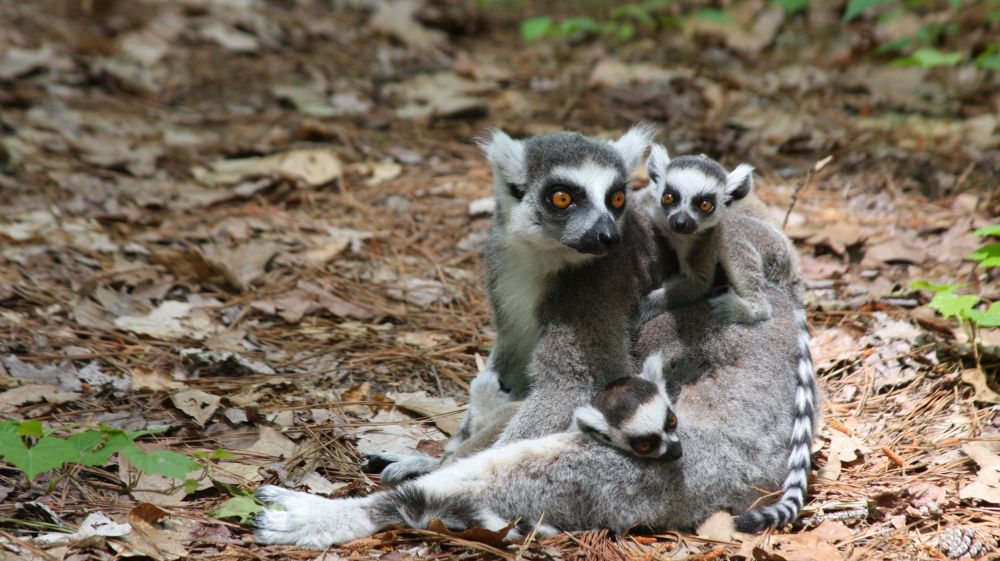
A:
[[708, 292, 772, 325]]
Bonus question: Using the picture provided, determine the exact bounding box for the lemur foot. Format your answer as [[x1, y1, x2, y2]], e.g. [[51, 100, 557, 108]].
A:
[[254, 485, 375, 548], [708, 292, 772, 325]]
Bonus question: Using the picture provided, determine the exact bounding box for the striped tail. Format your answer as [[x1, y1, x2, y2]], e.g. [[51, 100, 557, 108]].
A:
[[734, 307, 817, 533]]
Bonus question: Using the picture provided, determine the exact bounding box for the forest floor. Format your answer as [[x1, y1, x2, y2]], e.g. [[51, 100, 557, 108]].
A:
[[0, 1, 998, 560]]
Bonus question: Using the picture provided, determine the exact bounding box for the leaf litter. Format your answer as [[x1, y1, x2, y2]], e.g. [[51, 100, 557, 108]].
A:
[[0, 0, 998, 560]]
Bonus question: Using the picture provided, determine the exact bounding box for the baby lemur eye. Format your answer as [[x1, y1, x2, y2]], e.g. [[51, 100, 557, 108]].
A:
[[661, 193, 675, 206], [610, 190, 626, 210], [551, 191, 573, 210], [665, 413, 678, 430], [634, 441, 654, 454], [698, 200, 714, 213]]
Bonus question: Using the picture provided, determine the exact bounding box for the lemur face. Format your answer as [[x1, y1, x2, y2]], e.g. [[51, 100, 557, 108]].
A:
[[647, 145, 754, 237], [574, 376, 681, 460], [480, 127, 655, 258]]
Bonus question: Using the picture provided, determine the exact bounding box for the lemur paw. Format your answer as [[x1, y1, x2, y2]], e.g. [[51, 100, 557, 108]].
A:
[[378, 453, 443, 483], [254, 485, 376, 548], [708, 292, 772, 325]]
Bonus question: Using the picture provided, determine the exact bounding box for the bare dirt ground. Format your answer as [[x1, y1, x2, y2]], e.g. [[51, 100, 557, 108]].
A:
[[0, 1, 998, 560]]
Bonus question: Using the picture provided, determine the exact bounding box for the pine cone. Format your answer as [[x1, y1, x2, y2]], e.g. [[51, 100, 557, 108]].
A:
[[937, 527, 998, 560]]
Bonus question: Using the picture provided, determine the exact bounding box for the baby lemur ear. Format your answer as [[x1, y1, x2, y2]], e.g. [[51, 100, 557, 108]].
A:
[[574, 404, 611, 439], [639, 352, 667, 390], [725, 163, 754, 205], [612, 123, 659, 175], [477, 128, 527, 199]]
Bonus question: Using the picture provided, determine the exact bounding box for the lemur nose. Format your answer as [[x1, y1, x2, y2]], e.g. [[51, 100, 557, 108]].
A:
[[669, 214, 697, 235], [598, 230, 620, 247]]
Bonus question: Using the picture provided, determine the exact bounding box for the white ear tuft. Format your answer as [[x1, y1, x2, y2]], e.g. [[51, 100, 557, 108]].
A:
[[612, 123, 659, 174], [647, 143, 670, 184], [477, 128, 526, 188], [639, 351, 665, 386], [725, 163, 754, 202], [574, 404, 610, 435]]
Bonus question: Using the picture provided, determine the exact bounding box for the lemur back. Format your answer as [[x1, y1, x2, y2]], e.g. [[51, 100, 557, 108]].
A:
[[644, 146, 800, 325]]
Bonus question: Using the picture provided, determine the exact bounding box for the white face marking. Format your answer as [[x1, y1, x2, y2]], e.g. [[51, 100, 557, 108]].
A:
[[622, 398, 668, 436], [550, 160, 623, 225], [663, 168, 723, 201]]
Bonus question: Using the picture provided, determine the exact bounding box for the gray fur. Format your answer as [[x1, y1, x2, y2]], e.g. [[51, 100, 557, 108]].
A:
[[642, 145, 800, 325], [574, 371, 681, 460], [254, 131, 819, 546], [253, 288, 817, 547], [369, 126, 662, 482]]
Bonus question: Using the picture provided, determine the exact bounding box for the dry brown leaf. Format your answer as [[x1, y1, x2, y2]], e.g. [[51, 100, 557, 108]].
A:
[[588, 58, 691, 89], [117, 503, 189, 561], [353, 409, 445, 456], [803, 223, 864, 255], [119, 456, 191, 507], [396, 330, 451, 349], [248, 426, 297, 459], [960, 368, 1000, 404], [114, 301, 218, 341], [193, 149, 343, 188], [390, 391, 464, 436], [809, 521, 853, 543], [773, 537, 843, 561], [863, 237, 928, 266], [368, 0, 446, 51], [426, 519, 513, 548], [959, 443, 1000, 505], [170, 389, 221, 427], [131, 369, 183, 392], [365, 160, 402, 186], [0, 384, 80, 412]]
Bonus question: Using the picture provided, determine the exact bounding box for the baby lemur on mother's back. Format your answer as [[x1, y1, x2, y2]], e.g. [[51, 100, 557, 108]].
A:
[[642, 144, 800, 324]]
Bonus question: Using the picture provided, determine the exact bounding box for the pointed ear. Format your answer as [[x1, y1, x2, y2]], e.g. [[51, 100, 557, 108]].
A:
[[647, 143, 669, 185], [477, 128, 527, 199], [725, 163, 754, 205], [639, 352, 665, 387], [574, 404, 610, 437], [612, 123, 658, 175]]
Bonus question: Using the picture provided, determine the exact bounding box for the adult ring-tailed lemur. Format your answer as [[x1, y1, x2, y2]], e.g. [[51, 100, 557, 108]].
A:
[[254, 128, 820, 547]]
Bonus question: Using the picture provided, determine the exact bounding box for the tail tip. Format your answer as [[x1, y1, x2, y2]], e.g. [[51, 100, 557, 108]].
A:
[[733, 512, 768, 533]]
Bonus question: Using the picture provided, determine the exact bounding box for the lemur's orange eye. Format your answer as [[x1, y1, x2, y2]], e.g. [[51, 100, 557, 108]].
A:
[[661, 193, 674, 206], [610, 191, 626, 209], [551, 191, 573, 209], [666, 414, 677, 430], [634, 441, 653, 454], [698, 200, 714, 213]]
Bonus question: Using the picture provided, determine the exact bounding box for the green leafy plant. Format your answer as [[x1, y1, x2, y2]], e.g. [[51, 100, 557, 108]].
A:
[[894, 47, 964, 68], [0, 421, 200, 483], [844, 0, 895, 22], [772, 0, 810, 16], [213, 494, 265, 524], [519, 0, 672, 44], [913, 225, 1000, 366]]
